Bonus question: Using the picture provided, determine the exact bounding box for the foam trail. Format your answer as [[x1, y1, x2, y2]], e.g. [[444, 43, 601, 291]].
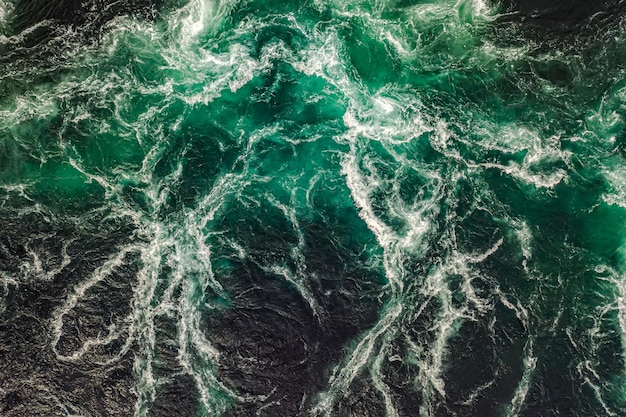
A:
[[132, 231, 171, 417], [413, 238, 501, 413], [267, 194, 322, 319], [0, 0, 12, 34], [371, 342, 400, 417], [51, 245, 139, 361], [312, 302, 403, 416], [577, 359, 619, 417], [504, 343, 537, 417]]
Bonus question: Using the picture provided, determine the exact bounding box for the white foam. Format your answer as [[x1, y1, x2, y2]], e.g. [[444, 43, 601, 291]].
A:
[[132, 232, 171, 417], [403, 234, 503, 410], [497, 289, 530, 331], [602, 165, 626, 209], [579, 262, 626, 415], [370, 343, 400, 417], [176, 259, 236, 415], [610, 251, 626, 369], [126, 138, 257, 414], [266, 194, 323, 318], [617, 277, 626, 366], [0, 94, 59, 128], [18, 238, 72, 282], [51, 245, 138, 362], [167, 0, 230, 41], [504, 343, 537, 417], [466, 0, 495, 19], [514, 221, 533, 272], [467, 237, 503, 264], [470, 126, 573, 189], [576, 360, 619, 417], [341, 154, 399, 286], [312, 301, 403, 416], [0, 270, 17, 314], [0, 0, 12, 33]]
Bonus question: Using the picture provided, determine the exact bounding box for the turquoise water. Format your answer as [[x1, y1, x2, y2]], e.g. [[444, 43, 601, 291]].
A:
[[1, 0, 626, 416]]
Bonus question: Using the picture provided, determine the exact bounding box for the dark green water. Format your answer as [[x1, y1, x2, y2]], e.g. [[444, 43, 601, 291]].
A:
[[1, 0, 626, 416]]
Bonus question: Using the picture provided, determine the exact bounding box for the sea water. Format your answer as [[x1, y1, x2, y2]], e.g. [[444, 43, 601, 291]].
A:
[[1, 0, 626, 416]]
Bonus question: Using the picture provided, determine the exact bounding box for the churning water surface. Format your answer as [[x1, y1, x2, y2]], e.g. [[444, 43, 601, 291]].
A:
[[1, 0, 626, 416]]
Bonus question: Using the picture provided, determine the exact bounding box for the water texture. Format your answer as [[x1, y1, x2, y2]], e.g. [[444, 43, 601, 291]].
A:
[[1, 0, 626, 416]]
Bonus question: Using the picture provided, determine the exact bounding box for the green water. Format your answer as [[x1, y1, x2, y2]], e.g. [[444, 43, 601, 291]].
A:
[[1, 0, 626, 416]]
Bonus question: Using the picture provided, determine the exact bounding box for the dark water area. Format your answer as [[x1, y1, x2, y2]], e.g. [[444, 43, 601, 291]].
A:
[[498, 0, 626, 26], [1, 0, 626, 416], [10, 0, 164, 32]]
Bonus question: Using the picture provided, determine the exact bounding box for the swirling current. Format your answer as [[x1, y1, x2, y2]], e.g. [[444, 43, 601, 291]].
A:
[[1, 0, 626, 416]]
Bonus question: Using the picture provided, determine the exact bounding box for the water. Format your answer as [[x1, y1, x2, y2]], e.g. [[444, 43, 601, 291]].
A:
[[1, 0, 626, 416]]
